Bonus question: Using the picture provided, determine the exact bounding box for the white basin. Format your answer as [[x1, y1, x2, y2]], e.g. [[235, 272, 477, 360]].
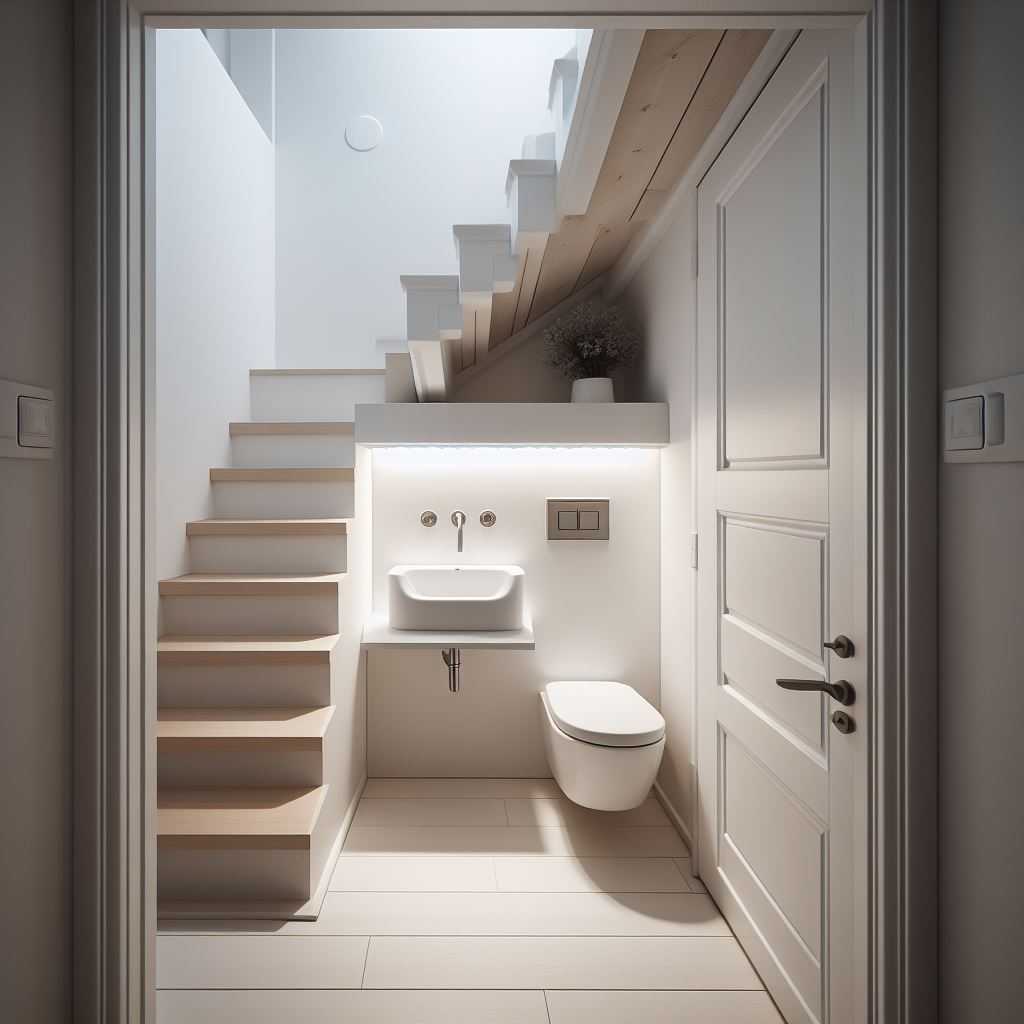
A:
[[388, 565, 525, 631]]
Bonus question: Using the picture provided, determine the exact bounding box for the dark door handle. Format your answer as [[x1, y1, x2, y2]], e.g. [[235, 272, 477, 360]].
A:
[[824, 634, 855, 659], [776, 677, 856, 706]]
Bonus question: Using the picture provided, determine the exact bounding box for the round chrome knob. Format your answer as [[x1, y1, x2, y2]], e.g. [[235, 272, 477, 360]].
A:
[[420, 511, 437, 527], [480, 510, 497, 527]]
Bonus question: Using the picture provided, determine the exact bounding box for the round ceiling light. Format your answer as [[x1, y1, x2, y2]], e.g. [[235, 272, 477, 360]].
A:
[[345, 114, 384, 152]]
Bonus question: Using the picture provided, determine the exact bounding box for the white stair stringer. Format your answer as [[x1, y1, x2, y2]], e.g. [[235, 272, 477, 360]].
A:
[[452, 223, 518, 364], [400, 274, 463, 402]]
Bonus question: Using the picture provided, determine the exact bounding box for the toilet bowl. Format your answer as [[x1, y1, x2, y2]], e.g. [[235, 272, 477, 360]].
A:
[[540, 681, 666, 812]]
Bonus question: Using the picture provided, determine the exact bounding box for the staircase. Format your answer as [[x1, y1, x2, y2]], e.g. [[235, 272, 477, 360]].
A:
[[156, 369, 378, 918]]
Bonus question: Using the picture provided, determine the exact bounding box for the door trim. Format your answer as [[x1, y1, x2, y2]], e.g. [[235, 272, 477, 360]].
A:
[[72, 3, 936, 1022]]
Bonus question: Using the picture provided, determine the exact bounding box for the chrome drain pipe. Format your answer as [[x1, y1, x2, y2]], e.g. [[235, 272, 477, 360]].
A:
[[441, 648, 462, 693]]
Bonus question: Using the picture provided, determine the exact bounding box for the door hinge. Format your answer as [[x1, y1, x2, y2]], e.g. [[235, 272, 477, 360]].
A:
[[690, 531, 699, 570]]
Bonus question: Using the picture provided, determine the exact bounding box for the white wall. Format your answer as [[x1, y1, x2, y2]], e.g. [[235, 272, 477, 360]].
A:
[[938, 1, 1024, 1018], [366, 446, 660, 777], [274, 29, 575, 369], [0, 1, 70, 1018], [622, 208, 698, 833], [155, 29, 276, 581]]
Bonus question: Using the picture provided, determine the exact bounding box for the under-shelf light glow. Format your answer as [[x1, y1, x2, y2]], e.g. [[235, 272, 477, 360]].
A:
[[372, 446, 656, 471]]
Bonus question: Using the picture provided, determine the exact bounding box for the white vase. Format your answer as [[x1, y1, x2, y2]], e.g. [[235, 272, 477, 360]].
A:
[[571, 377, 615, 403]]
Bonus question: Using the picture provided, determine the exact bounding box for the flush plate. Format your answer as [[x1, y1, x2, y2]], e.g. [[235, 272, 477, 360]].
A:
[[547, 499, 610, 540]]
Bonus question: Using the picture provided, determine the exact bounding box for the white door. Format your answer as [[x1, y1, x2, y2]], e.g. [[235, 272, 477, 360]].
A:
[[696, 29, 867, 1024]]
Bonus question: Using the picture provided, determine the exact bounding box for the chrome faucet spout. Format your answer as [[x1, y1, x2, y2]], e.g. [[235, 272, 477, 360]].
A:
[[451, 510, 466, 553]]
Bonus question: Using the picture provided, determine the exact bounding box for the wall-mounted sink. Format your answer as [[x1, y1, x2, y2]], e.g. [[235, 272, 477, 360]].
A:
[[388, 565, 525, 631]]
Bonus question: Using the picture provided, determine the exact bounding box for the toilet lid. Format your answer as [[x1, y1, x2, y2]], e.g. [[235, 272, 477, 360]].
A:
[[544, 681, 665, 748]]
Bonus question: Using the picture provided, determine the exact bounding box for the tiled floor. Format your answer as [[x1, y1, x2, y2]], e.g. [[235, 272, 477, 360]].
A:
[[157, 779, 783, 1023]]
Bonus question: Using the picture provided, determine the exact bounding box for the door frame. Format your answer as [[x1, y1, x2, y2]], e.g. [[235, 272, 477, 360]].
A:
[[72, 2, 936, 1022]]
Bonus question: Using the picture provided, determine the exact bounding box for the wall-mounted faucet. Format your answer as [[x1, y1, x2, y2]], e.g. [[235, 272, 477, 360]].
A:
[[451, 510, 466, 552]]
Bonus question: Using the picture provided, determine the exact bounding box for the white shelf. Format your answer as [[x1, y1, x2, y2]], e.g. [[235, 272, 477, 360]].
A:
[[354, 402, 668, 448], [361, 616, 536, 651]]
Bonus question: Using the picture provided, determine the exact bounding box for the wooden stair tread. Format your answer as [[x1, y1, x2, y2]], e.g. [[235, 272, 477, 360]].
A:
[[159, 572, 345, 596], [157, 706, 335, 741], [209, 467, 354, 482], [157, 785, 328, 848], [157, 634, 339, 665], [229, 421, 354, 436], [185, 518, 349, 537]]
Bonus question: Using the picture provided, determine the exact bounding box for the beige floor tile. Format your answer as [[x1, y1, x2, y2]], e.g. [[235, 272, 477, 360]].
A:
[[545, 990, 784, 1023], [156, 935, 368, 989], [494, 856, 691, 893], [363, 936, 762, 990], [329, 854, 497, 892], [343, 825, 688, 857], [352, 797, 508, 828], [364, 778, 561, 799], [312, 890, 730, 936], [506, 796, 671, 829], [157, 989, 549, 1023], [674, 857, 708, 893]]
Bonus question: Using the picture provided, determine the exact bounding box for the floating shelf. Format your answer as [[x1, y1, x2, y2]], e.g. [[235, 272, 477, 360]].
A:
[[354, 402, 668, 448], [361, 616, 536, 651]]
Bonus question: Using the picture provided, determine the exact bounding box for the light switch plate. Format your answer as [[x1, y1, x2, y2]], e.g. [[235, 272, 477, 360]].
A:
[[1, 378, 55, 460], [943, 371, 1023, 463], [547, 499, 610, 540], [944, 396, 984, 450]]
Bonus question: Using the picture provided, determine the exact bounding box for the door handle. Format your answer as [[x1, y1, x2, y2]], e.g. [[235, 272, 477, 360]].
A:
[[776, 677, 856, 706]]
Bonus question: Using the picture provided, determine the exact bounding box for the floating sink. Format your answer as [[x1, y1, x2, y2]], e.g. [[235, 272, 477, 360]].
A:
[[388, 565, 525, 631]]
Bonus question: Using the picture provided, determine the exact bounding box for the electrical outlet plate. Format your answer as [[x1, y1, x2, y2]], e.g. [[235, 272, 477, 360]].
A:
[[547, 498, 610, 540]]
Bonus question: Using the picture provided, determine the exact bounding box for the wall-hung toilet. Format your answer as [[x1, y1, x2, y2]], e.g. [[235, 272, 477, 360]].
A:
[[540, 681, 665, 812]]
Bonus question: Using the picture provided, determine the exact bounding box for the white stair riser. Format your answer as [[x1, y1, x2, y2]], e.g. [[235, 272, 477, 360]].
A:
[[212, 480, 354, 519], [159, 748, 323, 789], [189, 534, 348, 574], [231, 434, 355, 469], [158, 662, 331, 708], [159, 847, 314, 902], [161, 593, 340, 636], [250, 374, 385, 422]]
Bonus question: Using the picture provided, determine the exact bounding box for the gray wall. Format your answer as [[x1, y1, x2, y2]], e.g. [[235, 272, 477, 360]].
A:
[[0, 0, 71, 1021], [939, 1, 1024, 1018]]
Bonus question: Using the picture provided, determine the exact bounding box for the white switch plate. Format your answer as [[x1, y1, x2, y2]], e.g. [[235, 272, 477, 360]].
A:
[[943, 371, 1023, 463], [0, 378, 55, 460]]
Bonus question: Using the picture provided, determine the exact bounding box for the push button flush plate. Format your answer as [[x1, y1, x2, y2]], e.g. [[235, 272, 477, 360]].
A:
[[547, 499, 610, 540]]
